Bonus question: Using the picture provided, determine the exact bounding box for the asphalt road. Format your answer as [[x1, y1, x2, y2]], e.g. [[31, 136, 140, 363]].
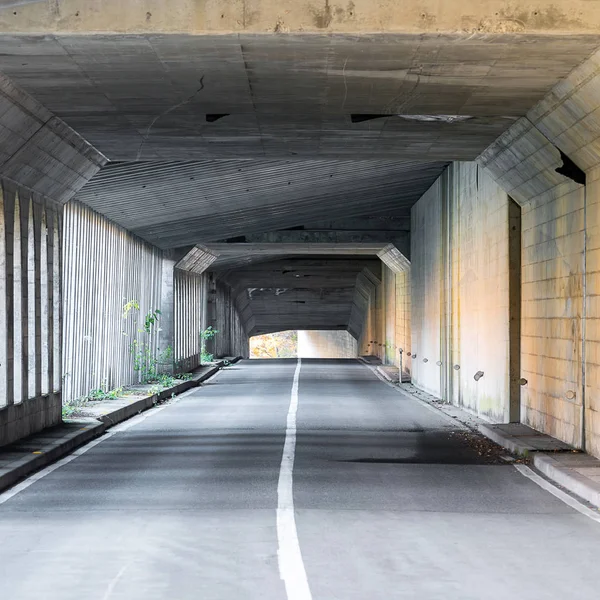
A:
[[1, 359, 600, 599]]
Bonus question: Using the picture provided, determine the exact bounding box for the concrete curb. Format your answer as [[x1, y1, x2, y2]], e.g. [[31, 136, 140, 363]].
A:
[[478, 424, 536, 457], [96, 357, 241, 426], [0, 357, 242, 494], [533, 453, 600, 508], [0, 422, 106, 493]]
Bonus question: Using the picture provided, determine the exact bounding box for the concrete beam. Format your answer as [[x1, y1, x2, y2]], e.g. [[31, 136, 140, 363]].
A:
[[3, 1, 600, 33], [175, 245, 219, 274], [378, 244, 411, 273], [0, 74, 106, 203]]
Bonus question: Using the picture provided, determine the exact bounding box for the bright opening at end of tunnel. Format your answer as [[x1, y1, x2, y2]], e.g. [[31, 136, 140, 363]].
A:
[[250, 331, 358, 359]]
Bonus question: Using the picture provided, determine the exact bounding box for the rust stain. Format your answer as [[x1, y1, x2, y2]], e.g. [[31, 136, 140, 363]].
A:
[[310, 0, 333, 28], [464, 5, 584, 33]]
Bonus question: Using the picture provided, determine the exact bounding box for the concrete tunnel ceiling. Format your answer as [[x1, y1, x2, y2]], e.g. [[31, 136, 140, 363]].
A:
[[1, 31, 599, 335]]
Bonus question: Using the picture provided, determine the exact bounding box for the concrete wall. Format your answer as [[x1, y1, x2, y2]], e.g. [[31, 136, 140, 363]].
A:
[[5, 0, 600, 34], [356, 270, 384, 361], [411, 178, 444, 398], [173, 269, 208, 373], [395, 268, 412, 380], [298, 330, 358, 359], [63, 203, 212, 401], [208, 278, 249, 359], [62, 201, 163, 402], [0, 182, 63, 446], [479, 47, 600, 455], [0, 74, 104, 446], [411, 163, 514, 422]]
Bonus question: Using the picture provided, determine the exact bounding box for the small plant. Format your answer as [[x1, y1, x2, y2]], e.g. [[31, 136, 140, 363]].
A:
[[200, 326, 219, 364], [86, 386, 123, 401], [122, 300, 140, 319], [148, 384, 162, 396], [143, 309, 161, 334], [62, 404, 78, 419], [157, 374, 176, 388], [179, 373, 193, 381]]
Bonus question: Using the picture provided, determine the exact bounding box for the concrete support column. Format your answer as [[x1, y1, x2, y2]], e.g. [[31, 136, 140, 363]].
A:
[[158, 253, 177, 374]]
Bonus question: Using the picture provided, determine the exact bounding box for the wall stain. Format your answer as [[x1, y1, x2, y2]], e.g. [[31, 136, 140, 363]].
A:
[[310, 0, 333, 28], [462, 5, 584, 33]]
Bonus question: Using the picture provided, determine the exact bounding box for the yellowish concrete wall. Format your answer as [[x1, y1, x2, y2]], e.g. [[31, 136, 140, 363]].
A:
[[411, 163, 513, 421], [298, 330, 358, 359], [4, 0, 600, 33], [479, 46, 600, 455], [587, 168, 600, 458], [450, 163, 512, 422], [395, 269, 412, 379], [383, 264, 397, 365]]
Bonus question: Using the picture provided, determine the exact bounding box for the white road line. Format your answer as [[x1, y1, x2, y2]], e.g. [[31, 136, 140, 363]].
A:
[[0, 388, 196, 505], [514, 464, 600, 523], [277, 358, 312, 600]]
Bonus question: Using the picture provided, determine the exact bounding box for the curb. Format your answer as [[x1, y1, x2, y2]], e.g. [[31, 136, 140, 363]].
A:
[[533, 453, 600, 508], [0, 357, 242, 494], [478, 424, 535, 457], [0, 422, 106, 493]]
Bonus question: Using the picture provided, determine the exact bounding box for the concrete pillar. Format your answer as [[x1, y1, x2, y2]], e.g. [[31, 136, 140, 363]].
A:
[[158, 253, 177, 374]]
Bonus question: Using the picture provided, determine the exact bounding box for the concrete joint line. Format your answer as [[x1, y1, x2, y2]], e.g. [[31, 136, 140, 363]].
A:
[[277, 358, 312, 600]]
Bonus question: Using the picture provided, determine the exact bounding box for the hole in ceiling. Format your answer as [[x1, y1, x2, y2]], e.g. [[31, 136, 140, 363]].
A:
[[555, 150, 586, 185], [206, 114, 230, 122], [351, 114, 388, 123]]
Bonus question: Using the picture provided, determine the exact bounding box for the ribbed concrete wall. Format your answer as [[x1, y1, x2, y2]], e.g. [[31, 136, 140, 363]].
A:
[[0, 182, 63, 446], [298, 331, 358, 359], [62, 201, 162, 402], [411, 163, 513, 422], [209, 279, 249, 359], [173, 269, 208, 372], [63, 204, 212, 399]]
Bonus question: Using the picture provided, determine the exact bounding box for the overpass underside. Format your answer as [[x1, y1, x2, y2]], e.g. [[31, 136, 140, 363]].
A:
[[0, 4, 600, 460]]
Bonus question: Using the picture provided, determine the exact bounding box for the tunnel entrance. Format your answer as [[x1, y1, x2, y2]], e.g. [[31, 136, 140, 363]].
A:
[[249, 331, 358, 359]]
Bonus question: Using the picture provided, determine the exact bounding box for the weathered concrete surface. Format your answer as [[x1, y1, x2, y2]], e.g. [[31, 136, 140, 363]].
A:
[[298, 330, 358, 359], [0, 73, 104, 448], [0, 183, 63, 447], [62, 201, 163, 403], [208, 278, 249, 358], [479, 46, 600, 457], [1, 34, 597, 163], [411, 163, 514, 422], [0, 73, 105, 203], [3, 0, 600, 33], [479, 423, 573, 456]]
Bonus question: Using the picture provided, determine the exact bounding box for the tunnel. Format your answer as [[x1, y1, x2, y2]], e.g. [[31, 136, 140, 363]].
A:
[[1, 2, 600, 598]]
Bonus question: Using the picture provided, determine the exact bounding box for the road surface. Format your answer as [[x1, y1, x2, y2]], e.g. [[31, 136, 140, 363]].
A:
[[1, 359, 599, 599]]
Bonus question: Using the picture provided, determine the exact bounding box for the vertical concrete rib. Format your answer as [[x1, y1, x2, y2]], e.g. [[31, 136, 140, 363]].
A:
[[32, 199, 43, 398], [18, 192, 29, 403], [1, 185, 15, 406]]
